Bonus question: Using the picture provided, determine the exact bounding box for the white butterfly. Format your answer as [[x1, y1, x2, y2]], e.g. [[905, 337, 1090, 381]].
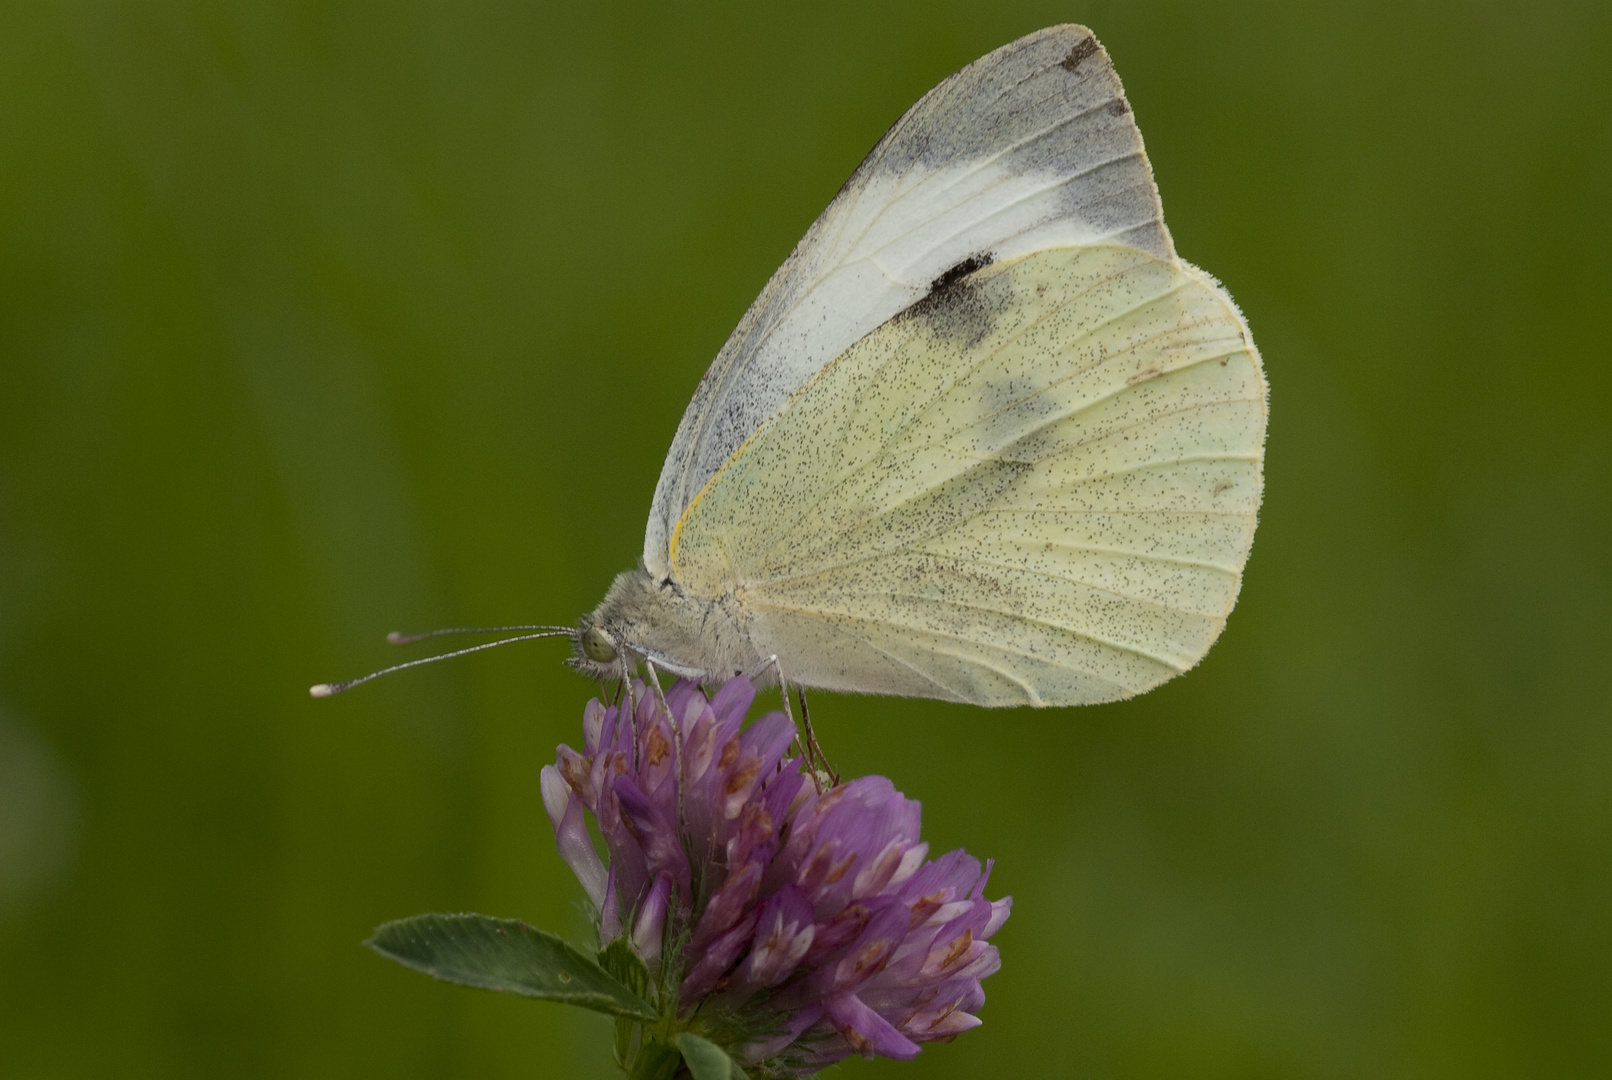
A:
[[573, 24, 1268, 708]]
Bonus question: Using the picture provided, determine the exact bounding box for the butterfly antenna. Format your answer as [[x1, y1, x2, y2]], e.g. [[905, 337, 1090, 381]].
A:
[[385, 624, 574, 645], [309, 629, 574, 698]]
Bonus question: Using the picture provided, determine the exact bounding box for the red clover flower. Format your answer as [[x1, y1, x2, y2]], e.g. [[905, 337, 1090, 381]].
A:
[[541, 678, 1010, 1076]]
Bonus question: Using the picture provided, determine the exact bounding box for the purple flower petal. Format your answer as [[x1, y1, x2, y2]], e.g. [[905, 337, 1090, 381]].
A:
[[788, 777, 922, 919], [823, 991, 921, 1060], [690, 860, 762, 953], [634, 704, 679, 811], [985, 895, 1013, 937], [724, 799, 778, 871], [717, 711, 796, 823], [707, 676, 756, 728], [736, 883, 815, 990], [860, 974, 985, 1017], [599, 864, 622, 942], [680, 909, 760, 1005], [814, 899, 911, 996], [800, 899, 875, 968], [612, 772, 689, 901], [582, 698, 607, 756], [540, 765, 606, 907], [554, 744, 593, 805], [904, 1001, 983, 1039], [731, 1003, 824, 1063], [632, 872, 672, 969]]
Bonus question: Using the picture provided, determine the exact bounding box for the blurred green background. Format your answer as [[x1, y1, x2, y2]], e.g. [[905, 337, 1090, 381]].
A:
[[2, 1, 1608, 1077]]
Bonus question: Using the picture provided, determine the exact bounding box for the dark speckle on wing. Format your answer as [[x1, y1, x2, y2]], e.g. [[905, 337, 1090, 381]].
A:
[[1059, 36, 1099, 73]]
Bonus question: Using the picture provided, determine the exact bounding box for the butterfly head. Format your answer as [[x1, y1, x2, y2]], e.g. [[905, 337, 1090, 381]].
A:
[[569, 565, 760, 687], [568, 566, 668, 681]]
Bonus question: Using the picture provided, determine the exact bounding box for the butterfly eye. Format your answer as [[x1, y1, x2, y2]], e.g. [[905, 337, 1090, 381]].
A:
[[581, 625, 618, 664]]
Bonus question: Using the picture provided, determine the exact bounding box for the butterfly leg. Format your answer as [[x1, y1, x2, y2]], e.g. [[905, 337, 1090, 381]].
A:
[[745, 655, 836, 792], [796, 687, 839, 789], [638, 652, 675, 717], [639, 653, 687, 829], [618, 655, 639, 767]]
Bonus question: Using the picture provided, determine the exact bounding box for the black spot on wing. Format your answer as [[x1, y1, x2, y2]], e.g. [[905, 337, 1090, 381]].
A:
[[900, 252, 1005, 348], [1059, 36, 1099, 73], [907, 253, 995, 320], [928, 253, 994, 292]]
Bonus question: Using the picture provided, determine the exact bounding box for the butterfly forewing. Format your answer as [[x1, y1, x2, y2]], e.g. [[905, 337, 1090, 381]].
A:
[[645, 25, 1171, 577]]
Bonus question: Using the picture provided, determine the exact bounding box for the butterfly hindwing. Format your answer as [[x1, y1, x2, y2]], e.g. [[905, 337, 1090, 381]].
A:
[[669, 246, 1265, 706]]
